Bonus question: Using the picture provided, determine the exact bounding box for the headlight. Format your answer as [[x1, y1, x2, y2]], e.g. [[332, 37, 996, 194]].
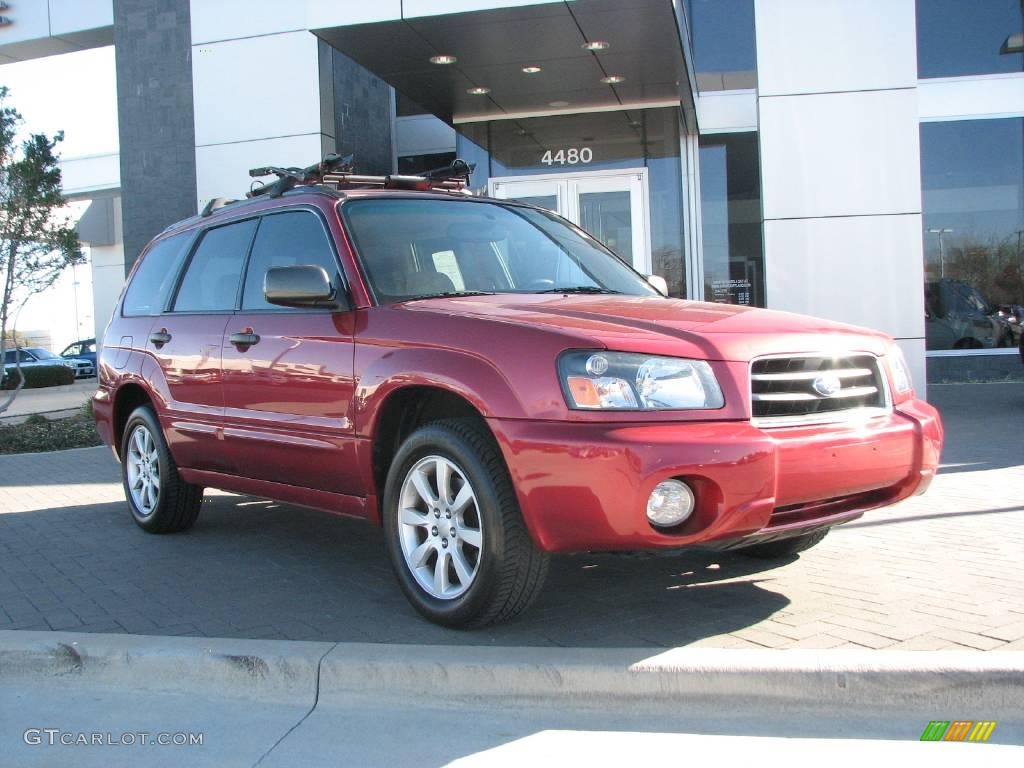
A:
[[888, 346, 912, 393], [559, 351, 724, 410]]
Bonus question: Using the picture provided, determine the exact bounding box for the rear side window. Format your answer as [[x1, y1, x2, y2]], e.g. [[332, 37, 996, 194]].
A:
[[122, 232, 192, 316], [241, 211, 340, 311], [173, 219, 258, 312]]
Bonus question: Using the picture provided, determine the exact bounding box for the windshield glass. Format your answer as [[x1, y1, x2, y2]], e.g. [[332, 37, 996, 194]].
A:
[[26, 348, 59, 360], [341, 198, 659, 303]]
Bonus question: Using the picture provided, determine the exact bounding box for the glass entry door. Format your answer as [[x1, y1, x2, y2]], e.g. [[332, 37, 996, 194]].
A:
[[489, 170, 651, 274]]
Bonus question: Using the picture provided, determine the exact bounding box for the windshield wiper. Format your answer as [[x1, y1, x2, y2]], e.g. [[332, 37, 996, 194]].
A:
[[536, 286, 622, 294], [400, 290, 496, 302]]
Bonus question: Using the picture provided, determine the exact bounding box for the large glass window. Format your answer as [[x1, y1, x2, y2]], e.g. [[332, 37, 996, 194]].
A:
[[917, 0, 1023, 79], [687, 0, 757, 91], [173, 220, 257, 313], [920, 118, 1024, 351], [698, 133, 765, 307]]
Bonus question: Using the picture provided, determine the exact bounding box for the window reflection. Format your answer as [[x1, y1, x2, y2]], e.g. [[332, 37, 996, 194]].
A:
[[687, 0, 757, 91], [698, 133, 765, 307], [917, 0, 1024, 78], [921, 118, 1024, 351]]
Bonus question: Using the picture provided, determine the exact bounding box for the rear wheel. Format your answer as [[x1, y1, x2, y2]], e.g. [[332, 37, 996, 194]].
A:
[[735, 528, 830, 559], [121, 405, 202, 533], [383, 418, 549, 628]]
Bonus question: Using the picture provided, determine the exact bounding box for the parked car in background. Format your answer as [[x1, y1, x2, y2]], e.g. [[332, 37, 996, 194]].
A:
[[61, 338, 97, 370], [924, 279, 1015, 350], [3, 347, 94, 380], [92, 157, 944, 628]]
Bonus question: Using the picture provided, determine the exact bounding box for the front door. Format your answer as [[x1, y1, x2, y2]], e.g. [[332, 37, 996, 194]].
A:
[[489, 169, 651, 274], [221, 210, 360, 497]]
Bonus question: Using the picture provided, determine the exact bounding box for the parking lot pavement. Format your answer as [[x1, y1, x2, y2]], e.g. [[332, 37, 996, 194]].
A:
[[0, 383, 1021, 650]]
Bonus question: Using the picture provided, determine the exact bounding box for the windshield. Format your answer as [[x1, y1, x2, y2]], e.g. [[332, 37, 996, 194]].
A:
[[26, 348, 59, 360], [341, 198, 659, 303]]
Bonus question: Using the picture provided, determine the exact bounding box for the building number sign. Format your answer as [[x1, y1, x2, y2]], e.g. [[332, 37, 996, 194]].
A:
[[540, 148, 593, 166]]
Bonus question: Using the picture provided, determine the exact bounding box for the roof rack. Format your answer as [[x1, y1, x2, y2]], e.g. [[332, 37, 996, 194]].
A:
[[247, 155, 475, 199]]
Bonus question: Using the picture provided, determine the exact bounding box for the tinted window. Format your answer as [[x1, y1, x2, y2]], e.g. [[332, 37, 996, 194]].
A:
[[920, 118, 1024, 351], [173, 219, 257, 312], [687, 0, 757, 90], [122, 232, 192, 316], [917, 0, 1023, 78], [242, 212, 340, 311]]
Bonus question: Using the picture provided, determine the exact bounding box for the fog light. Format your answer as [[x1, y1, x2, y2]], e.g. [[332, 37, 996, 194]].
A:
[[646, 480, 695, 528]]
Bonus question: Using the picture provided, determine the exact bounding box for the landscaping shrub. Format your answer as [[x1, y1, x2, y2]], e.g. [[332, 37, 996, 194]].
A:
[[1, 364, 75, 390]]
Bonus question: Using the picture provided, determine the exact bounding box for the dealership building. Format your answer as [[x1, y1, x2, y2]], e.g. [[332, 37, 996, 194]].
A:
[[1, 0, 1022, 389]]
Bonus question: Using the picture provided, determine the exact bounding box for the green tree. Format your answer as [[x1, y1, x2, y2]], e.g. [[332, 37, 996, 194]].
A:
[[0, 86, 82, 414]]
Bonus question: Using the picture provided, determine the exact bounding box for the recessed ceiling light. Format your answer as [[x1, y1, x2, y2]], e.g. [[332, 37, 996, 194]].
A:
[[467, 86, 491, 95], [600, 75, 625, 84], [582, 41, 610, 51], [521, 66, 543, 74], [548, 100, 570, 108], [429, 55, 457, 65]]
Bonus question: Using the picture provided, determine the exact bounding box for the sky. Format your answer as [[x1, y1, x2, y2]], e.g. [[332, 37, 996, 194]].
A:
[[1, 46, 119, 350]]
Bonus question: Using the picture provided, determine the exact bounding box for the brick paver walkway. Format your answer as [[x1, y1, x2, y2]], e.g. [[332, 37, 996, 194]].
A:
[[0, 383, 1021, 650]]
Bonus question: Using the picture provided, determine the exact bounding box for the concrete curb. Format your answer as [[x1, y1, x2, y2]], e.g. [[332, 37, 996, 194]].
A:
[[0, 631, 332, 706], [2, 631, 1022, 714]]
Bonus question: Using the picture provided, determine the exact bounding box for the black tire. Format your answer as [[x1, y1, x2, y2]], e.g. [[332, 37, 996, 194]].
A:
[[735, 528, 830, 559], [382, 418, 549, 628], [120, 405, 202, 534]]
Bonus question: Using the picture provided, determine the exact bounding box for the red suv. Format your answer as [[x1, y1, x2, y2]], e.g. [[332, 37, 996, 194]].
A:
[[94, 158, 943, 628]]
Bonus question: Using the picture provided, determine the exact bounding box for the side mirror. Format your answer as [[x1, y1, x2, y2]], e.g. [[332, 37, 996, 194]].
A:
[[646, 274, 669, 296], [264, 265, 343, 309]]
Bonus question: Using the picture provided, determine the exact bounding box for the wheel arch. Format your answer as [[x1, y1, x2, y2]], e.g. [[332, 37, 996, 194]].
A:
[[111, 381, 157, 458]]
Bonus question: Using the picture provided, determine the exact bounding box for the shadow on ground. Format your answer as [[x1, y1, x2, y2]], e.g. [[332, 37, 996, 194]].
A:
[[0, 495, 789, 648]]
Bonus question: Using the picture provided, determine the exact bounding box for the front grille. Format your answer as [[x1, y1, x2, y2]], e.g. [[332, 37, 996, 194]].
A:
[[750, 354, 888, 424]]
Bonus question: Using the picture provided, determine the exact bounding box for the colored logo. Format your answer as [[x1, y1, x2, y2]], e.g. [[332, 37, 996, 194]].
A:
[[920, 721, 997, 742], [811, 374, 842, 397]]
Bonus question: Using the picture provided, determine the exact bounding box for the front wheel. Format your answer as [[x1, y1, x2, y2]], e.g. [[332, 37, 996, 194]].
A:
[[120, 405, 202, 533], [735, 528, 830, 559], [383, 419, 549, 628]]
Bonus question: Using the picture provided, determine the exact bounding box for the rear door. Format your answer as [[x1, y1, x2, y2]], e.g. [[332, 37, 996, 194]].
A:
[[221, 209, 359, 495], [152, 218, 258, 472]]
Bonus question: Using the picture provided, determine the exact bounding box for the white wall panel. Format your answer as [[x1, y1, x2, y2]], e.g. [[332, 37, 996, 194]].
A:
[[195, 134, 328, 206], [402, 0, 563, 19], [60, 153, 120, 196], [695, 90, 757, 134], [192, 32, 328, 147], [190, 0, 403, 45], [763, 214, 925, 341], [759, 89, 921, 220], [754, 0, 917, 96], [49, 0, 113, 36], [919, 74, 1024, 122]]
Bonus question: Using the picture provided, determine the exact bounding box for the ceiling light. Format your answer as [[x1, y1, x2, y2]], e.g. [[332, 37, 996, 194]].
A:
[[582, 41, 610, 51], [521, 66, 543, 74], [430, 55, 457, 65], [467, 86, 491, 95], [600, 75, 625, 84], [548, 100, 570, 108]]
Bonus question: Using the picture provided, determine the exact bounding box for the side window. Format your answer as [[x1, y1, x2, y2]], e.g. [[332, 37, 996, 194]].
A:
[[241, 211, 340, 311], [173, 219, 257, 312], [122, 232, 192, 316]]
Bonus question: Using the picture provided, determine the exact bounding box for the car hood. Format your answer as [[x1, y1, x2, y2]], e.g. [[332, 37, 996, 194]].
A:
[[399, 294, 892, 361]]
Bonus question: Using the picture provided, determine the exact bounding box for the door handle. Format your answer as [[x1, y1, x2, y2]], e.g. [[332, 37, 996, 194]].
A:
[[229, 329, 260, 349], [149, 329, 171, 348]]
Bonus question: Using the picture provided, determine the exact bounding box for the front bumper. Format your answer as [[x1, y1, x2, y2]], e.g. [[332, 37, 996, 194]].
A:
[[488, 398, 942, 553]]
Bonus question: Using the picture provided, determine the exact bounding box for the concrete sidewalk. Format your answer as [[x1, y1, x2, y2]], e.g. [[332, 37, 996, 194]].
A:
[[0, 379, 96, 420], [1, 630, 1022, 766]]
